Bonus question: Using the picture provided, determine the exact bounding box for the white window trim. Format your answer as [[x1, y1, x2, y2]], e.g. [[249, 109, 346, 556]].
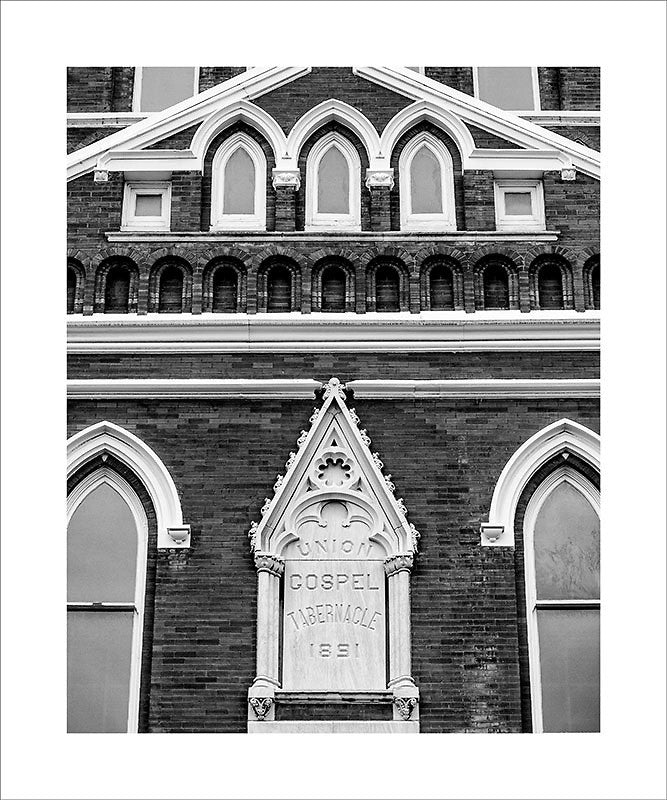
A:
[[210, 132, 267, 231], [121, 181, 171, 231], [132, 67, 199, 113], [473, 66, 541, 112], [494, 180, 545, 232], [306, 132, 361, 232], [67, 467, 148, 733], [523, 467, 600, 733], [399, 131, 456, 231]]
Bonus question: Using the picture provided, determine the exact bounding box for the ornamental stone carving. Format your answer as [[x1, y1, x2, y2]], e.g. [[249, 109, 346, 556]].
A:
[[248, 697, 273, 720], [248, 521, 259, 552], [384, 554, 414, 576], [253, 553, 285, 577], [93, 169, 110, 182], [322, 376, 347, 401], [561, 167, 577, 181], [394, 696, 417, 720], [365, 169, 395, 190], [271, 169, 301, 190]]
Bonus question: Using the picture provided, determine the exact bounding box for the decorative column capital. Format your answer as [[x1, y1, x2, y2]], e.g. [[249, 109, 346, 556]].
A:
[[248, 696, 274, 721], [560, 167, 577, 181], [480, 523, 505, 544], [384, 553, 414, 577], [254, 552, 285, 577], [166, 524, 191, 546], [272, 169, 301, 191], [365, 169, 395, 190], [393, 696, 418, 721]]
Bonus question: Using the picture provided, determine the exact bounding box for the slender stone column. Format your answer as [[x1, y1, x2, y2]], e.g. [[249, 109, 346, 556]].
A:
[[248, 553, 284, 722], [384, 553, 419, 721]]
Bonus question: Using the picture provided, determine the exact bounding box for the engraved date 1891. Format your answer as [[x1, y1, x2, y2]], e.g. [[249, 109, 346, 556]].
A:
[[309, 642, 361, 658]]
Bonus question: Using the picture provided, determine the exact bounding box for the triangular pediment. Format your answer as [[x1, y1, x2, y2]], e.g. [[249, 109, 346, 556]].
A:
[[67, 66, 599, 181], [248, 378, 418, 559]]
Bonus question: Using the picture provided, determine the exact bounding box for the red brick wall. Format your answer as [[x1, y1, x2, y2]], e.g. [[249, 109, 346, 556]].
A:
[[66, 397, 599, 732]]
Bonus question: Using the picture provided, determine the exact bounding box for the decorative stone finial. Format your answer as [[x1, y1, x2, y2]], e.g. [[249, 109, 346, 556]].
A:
[[323, 377, 347, 401]]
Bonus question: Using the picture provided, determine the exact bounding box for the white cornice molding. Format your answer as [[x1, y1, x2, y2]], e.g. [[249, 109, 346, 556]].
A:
[[346, 379, 599, 399], [67, 313, 600, 353], [67, 378, 599, 400], [68, 112, 150, 128], [68, 379, 322, 399]]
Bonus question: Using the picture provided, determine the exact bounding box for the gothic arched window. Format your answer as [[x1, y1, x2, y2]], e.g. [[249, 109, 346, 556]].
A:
[[306, 133, 361, 231], [399, 132, 456, 231], [211, 132, 267, 231], [67, 472, 148, 732], [524, 470, 600, 732]]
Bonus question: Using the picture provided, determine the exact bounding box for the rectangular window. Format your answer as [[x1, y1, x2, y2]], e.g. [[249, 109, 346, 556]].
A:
[[134, 67, 198, 112], [474, 67, 540, 111], [494, 180, 545, 231], [121, 182, 171, 231]]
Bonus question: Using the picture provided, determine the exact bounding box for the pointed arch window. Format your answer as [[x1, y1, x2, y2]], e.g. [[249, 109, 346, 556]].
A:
[[524, 469, 600, 732], [211, 132, 266, 231], [306, 133, 361, 231], [67, 470, 148, 732], [399, 132, 456, 231]]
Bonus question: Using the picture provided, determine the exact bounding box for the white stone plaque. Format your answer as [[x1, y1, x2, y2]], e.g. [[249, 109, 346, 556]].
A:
[[282, 559, 386, 691]]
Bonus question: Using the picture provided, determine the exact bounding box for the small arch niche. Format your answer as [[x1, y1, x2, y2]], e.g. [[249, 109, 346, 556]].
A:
[[321, 265, 346, 312], [67, 268, 77, 313], [483, 263, 510, 310], [429, 263, 454, 310], [158, 266, 184, 313], [375, 265, 401, 312], [537, 262, 564, 310], [212, 267, 238, 313], [267, 266, 293, 313], [105, 266, 131, 313]]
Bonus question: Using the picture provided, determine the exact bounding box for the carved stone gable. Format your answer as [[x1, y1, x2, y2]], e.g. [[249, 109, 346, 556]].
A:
[[247, 378, 419, 730]]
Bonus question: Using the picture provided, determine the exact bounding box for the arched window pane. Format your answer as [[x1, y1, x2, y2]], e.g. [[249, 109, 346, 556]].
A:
[[67, 611, 134, 733], [158, 266, 183, 313], [430, 265, 454, 310], [537, 608, 600, 732], [223, 148, 255, 214], [105, 267, 131, 313], [484, 264, 509, 309], [267, 266, 292, 312], [534, 481, 600, 600], [411, 146, 442, 214], [376, 266, 400, 312], [68, 483, 138, 602], [317, 146, 349, 214], [591, 265, 600, 310], [321, 266, 346, 312], [212, 268, 238, 312], [538, 263, 563, 310], [67, 269, 76, 313]]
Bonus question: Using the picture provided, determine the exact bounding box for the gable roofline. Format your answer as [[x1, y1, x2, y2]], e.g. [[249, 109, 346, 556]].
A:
[[356, 67, 599, 178], [67, 66, 600, 182]]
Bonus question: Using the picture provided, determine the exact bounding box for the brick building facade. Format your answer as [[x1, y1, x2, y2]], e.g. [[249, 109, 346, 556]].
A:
[[66, 66, 601, 734]]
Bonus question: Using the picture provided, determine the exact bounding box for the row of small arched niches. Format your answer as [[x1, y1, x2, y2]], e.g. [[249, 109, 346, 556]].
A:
[[67, 254, 600, 314]]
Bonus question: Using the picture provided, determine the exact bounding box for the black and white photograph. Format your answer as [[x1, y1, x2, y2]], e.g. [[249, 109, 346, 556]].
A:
[[2, 2, 665, 799]]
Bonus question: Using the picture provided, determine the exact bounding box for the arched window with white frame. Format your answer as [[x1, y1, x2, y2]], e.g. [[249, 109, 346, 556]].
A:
[[399, 132, 456, 231], [523, 467, 600, 733], [67, 468, 148, 733], [306, 132, 361, 231], [211, 132, 267, 231]]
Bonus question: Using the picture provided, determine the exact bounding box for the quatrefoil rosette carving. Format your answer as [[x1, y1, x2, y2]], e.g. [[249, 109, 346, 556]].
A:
[[310, 449, 357, 490]]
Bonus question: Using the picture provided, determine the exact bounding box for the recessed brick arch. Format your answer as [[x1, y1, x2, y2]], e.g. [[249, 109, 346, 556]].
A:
[[94, 255, 140, 313], [202, 257, 247, 313], [527, 253, 575, 310], [472, 253, 521, 311], [311, 256, 356, 312], [67, 257, 86, 314], [148, 255, 193, 313], [257, 254, 302, 313], [583, 254, 600, 310], [420, 254, 465, 311], [365, 255, 411, 313]]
